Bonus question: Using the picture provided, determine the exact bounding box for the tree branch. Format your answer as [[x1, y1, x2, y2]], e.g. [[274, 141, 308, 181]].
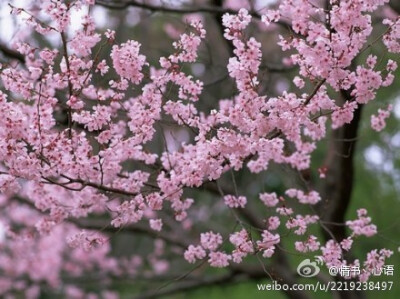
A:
[[319, 90, 363, 243], [0, 43, 25, 63], [73, 218, 190, 248], [95, 0, 262, 19], [389, 0, 400, 14]]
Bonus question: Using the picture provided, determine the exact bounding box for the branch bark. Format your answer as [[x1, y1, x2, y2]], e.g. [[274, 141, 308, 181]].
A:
[[95, 0, 262, 18], [0, 43, 25, 63], [319, 90, 366, 299], [389, 0, 400, 14], [320, 90, 363, 243]]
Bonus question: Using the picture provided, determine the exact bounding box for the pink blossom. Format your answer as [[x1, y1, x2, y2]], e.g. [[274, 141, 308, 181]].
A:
[[285, 189, 321, 204], [0, 2, 397, 294], [382, 18, 400, 53], [286, 215, 319, 235], [332, 102, 358, 129], [67, 230, 106, 252], [200, 231, 223, 251], [295, 235, 320, 253], [223, 194, 247, 208], [111, 196, 146, 227], [340, 237, 353, 251], [267, 216, 280, 230], [222, 8, 251, 40], [257, 230, 280, 258], [321, 240, 343, 268], [149, 219, 163, 231], [261, 10, 281, 27], [346, 209, 377, 237], [259, 192, 279, 207], [111, 40, 147, 84], [229, 229, 254, 263], [371, 105, 392, 132], [184, 245, 206, 263], [208, 251, 231, 267]]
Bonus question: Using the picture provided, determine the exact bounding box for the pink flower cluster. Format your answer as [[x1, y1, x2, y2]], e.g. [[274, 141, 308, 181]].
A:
[[346, 209, 377, 237], [222, 8, 251, 40], [286, 215, 319, 235], [295, 235, 320, 253], [259, 192, 279, 207], [382, 18, 400, 53], [223, 194, 247, 208], [184, 231, 230, 267], [229, 229, 254, 263], [111, 196, 146, 227], [285, 189, 321, 205], [256, 230, 280, 258], [371, 105, 393, 132], [111, 40, 147, 84]]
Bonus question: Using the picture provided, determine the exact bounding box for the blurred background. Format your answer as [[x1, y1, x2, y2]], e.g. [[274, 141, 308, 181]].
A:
[[0, 0, 399, 298]]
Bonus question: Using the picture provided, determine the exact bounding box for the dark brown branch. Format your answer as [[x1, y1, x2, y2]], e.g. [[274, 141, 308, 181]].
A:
[[389, 0, 400, 14], [303, 79, 326, 106], [0, 43, 25, 63], [59, 174, 139, 196], [95, 0, 262, 19]]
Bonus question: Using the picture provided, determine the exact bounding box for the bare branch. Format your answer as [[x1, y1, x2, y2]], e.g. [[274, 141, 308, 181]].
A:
[[0, 43, 25, 63], [389, 0, 400, 14], [133, 272, 236, 299]]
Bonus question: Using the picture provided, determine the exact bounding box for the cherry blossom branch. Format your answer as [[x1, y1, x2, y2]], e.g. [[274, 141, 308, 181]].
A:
[[302, 79, 327, 106], [13, 193, 191, 249], [95, 0, 263, 18], [59, 174, 140, 196], [95, 0, 292, 31], [73, 218, 190, 248]]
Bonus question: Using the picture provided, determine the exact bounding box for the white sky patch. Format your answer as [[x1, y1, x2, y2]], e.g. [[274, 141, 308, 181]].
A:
[[364, 145, 394, 172], [364, 145, 385, 166], [393, 94, 400, 119], [0, 9, 16, 42], [254, 0, 278, 10], [92, 5, 108, 29], [191, 63, 205, 76], [0, 221, 5, 243], [0, 0, 32, 42], [391, 132, 400, 147], [68, 6, 87, 32], [164, 127, 190, 152]]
